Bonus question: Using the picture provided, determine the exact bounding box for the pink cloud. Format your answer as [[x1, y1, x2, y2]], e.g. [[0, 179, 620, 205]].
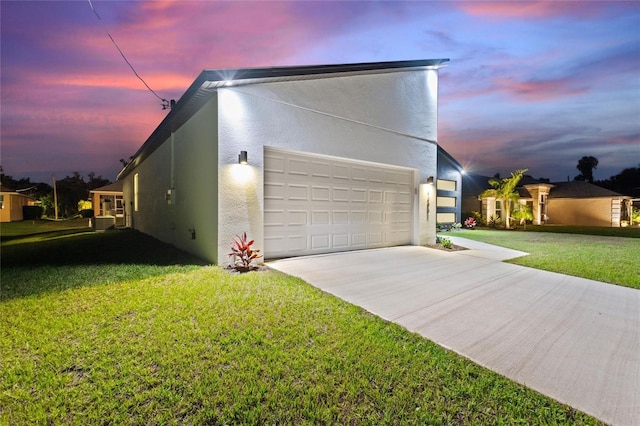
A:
[[457, 1, 632, 20], [56, 72, 193, 92], [493, 77, 589, 101], [94, 1, 326, 68]]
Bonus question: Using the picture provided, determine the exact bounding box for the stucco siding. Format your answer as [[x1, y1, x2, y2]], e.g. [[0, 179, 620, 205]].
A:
[[217, 70, 439, 264], [230, 70, 438, 143], [0, 193, 30, 222], [547, 198, 617, 227], [122, 97, 219, 262]]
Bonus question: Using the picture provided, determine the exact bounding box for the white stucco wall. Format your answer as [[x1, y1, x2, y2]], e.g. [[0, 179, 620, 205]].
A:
[[217, 70, 440, 264], [122, 97, 219, 262]]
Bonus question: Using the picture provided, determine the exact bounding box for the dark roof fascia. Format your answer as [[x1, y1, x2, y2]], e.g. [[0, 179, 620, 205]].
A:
[[117, 59, 449, 180], [437, 145, 464, 171]]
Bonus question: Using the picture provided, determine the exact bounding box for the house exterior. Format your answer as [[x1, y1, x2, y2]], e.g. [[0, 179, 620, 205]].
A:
[[117, 59, 450, 264], [546, 180, 633, 227], [464, 174, 633, 227], [0, 184, 34, 222], [89, 181, 124, 226]]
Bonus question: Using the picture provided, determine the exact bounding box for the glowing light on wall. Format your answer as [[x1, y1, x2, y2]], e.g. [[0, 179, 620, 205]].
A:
[[426, 70, 438, 97], [229, 163, 253, 185], [220, 89, 245, 120]]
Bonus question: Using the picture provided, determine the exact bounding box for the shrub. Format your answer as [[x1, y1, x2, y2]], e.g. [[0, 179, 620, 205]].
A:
[[228, 232, 263, 272], [22, 205, 43, 220], [436, 235, 453, 249], [632, 207, 640, 225], [463, 211, 483, 226], [450, 222, 462, 231], [464, 217, 477, 229]]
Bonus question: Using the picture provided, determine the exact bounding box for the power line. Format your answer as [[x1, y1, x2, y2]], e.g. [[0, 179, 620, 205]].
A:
[[87, 0, 169, 109]]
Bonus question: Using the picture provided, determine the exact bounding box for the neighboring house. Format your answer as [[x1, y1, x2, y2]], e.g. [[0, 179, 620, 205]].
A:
[[0, 184, 34, 222], [463, 174, 633, 227], [436, 146, 464, 225], [117, 59, 450, 264], [89, 181, 124, 226], [546, 180, 633, 227]]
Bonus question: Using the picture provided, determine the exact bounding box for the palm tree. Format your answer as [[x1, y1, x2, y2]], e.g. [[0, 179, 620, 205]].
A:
[[512, 203, 533, 229], [479, 169, 527, 229]]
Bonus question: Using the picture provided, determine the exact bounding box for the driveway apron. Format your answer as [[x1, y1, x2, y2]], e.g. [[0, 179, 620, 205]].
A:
[[267, 236, 640, 426]]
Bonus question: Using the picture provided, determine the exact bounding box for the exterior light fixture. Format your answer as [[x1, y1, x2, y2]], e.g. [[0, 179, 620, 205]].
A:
[[239, 151, 248, 165], [427, 176, 434, 185]]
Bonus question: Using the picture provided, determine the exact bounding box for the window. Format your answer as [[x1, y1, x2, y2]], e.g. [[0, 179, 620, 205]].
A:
[[133, 173, 139, 212], [436, 179, 456, 191], [437, 196, 456, 207], [495, 200, 503, 219], [0, 194, 4, 209], [115, 197, 124, 216], [437, 213, 456, 223]]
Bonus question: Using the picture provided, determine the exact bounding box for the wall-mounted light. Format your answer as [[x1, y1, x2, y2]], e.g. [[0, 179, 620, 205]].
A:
[[427, 176, 434, 185], [239, 151, 248, 165]]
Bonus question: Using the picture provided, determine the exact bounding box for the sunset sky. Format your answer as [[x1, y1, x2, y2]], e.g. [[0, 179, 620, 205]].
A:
[[2, 1, 639, 184]]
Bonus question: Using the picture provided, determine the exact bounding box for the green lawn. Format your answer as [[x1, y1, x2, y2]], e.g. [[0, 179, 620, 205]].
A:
[[0, 226, 601, 424], [0, 217, 91, 239], [456, 228, 640, 289]]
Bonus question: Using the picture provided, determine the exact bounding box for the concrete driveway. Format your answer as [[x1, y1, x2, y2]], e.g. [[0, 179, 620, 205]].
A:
[[268, 236, 640, 426]]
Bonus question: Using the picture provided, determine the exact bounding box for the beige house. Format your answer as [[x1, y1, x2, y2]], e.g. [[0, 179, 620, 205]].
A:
[[89, 181, 125, 226], [464, 175, 633, 227], [546, 181, 633, 227], [0, 184, 34, 222]]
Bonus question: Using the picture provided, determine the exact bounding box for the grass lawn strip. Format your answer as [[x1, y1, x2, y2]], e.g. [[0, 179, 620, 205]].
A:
[[457, 229, 640, 289]]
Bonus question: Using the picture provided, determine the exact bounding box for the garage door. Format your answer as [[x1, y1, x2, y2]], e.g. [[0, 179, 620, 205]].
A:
[[264, 148, 414, 258]]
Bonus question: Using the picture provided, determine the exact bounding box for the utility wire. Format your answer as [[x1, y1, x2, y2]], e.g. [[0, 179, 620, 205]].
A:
[[87, 0, 169, 109]]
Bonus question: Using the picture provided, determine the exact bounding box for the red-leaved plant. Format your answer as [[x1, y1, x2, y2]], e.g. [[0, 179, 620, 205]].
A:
[[228, 232, 262, 272], [464, 217, 477, 229]]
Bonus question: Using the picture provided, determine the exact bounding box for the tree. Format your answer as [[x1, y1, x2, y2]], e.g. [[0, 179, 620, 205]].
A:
[[1, 166, 52, 199], [55, 172, 112, 217], [576, 156, 598, 183], [512, 203, 533, 229], [479, 169, 528, 229], [596, 164, 640, 197]]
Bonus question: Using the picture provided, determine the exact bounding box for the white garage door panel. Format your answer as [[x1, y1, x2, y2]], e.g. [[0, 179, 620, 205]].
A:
[[264, 149, 414, 258]]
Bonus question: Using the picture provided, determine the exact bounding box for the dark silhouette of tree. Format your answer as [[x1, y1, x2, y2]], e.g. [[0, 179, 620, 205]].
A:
[[87, 172, 111, 191], [55, 172, 112, 217], [1, 166, 51, 198], [596, 164, 640, 197], [576, 156, 599, 183]]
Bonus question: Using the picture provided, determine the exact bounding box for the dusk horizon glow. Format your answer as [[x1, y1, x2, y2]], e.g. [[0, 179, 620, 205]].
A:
[[2, 1, 639, 184]]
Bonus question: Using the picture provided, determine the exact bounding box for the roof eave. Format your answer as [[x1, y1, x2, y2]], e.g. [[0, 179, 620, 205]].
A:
[[117, 59, 449, 180]]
